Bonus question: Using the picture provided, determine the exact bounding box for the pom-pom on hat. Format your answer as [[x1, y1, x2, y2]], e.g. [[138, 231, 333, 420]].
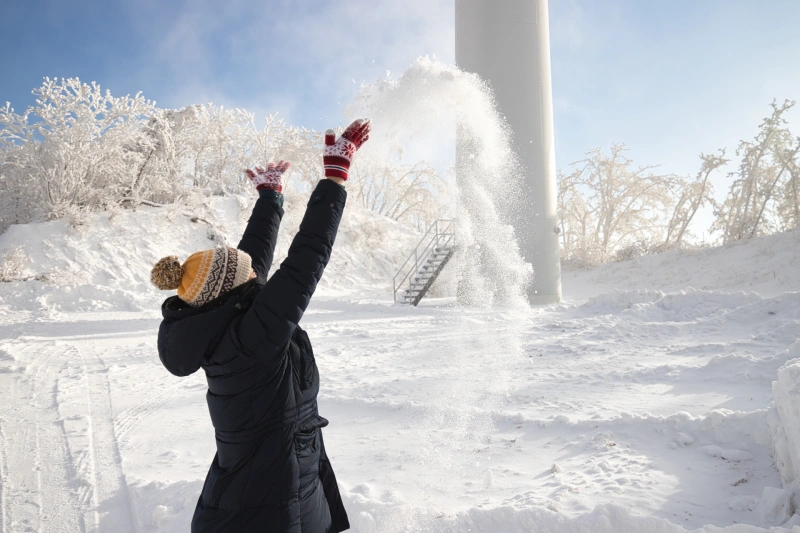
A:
[[151, 247, 252, 307]]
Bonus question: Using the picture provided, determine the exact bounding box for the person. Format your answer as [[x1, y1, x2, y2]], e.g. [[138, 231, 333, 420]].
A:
[[150, 118, 371, 533]]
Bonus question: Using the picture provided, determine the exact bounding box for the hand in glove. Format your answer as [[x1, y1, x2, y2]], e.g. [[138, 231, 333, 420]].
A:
[[323, 118, 371, 181], [245, 160, 292, 193]]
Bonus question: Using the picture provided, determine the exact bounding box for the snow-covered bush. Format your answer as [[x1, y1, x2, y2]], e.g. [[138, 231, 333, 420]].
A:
[[0, 245, 29, 282], [713, 100, 800, 242], [350, 152, 450, 231], [166, 104, 251, 196], [0, 78, 161, 229], [558, 100, 800, 266], [557, 143, 678, 266], [0, 79, 324, 232], [663, 150, 728, 249], [0, 77, 448, 237], [243, 113, 322, 193]]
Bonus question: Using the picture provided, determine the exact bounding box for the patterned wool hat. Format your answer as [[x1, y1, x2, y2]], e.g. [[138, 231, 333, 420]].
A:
[[151, 247, 252, 307]]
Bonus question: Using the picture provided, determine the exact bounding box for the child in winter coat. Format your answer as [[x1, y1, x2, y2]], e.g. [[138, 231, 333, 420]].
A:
[[150, 119, 371, 533]]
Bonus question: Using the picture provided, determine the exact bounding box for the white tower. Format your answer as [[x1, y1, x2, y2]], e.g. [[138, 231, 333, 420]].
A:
[[456, 0, 562, 304]]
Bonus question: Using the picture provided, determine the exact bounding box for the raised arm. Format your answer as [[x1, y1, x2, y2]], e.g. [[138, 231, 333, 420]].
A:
[[237, 119, 371, 357], [238, 161, 290, 283]]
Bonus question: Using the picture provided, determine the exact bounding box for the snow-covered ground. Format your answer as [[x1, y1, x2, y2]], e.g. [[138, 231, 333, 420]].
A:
[[1, 197, 799, 532]]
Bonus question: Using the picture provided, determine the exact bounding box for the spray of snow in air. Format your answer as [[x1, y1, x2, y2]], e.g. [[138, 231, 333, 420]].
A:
[[347, 56, 533, 308], [344, 57, 535, 529]]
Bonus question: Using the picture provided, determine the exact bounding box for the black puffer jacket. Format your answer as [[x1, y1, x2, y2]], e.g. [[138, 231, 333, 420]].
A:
[[157, 180, 350, 533]]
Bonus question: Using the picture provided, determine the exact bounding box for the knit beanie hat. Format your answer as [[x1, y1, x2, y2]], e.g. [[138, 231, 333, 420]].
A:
[[151, 247, 253, 307]]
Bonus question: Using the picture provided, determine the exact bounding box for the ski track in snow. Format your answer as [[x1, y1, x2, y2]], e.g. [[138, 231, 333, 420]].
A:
[[0, 342, 83, 532], [68, 341, 138, 533], [0, 335, 139, 533], [114, 379, 199, 443]]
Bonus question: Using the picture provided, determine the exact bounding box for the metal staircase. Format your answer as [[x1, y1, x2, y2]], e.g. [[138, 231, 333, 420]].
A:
[[393, 219, 456, 306]]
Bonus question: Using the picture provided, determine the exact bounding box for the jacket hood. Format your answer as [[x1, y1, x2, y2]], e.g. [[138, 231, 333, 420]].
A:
[[157, 279, 258, 376]]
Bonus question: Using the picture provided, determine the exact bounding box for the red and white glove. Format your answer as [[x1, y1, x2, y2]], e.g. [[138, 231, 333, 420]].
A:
[[323, 118, 371, 181], [245, 160, 291, 193]]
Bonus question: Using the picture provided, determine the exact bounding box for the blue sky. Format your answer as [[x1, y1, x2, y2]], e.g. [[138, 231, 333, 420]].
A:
[[2, 0, 799, 192]]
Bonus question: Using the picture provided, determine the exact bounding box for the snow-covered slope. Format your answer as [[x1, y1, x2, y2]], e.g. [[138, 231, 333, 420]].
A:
[[564, 228, 800, 298], [0, 191, 421, 315], [1, 205, 800, 533]]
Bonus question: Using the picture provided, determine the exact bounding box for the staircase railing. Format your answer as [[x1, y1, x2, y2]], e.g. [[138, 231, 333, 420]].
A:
[[393, 219, 456, 303]]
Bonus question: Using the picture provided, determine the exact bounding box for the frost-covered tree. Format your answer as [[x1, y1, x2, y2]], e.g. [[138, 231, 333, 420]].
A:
[[0, 77, 451, 236], [350, 151, 449, 231], [242, 113, 322, 192], [713, 100, 800, 242], [120, 109, 181, 207], [0, 77, 157, 227], [662, 150, 728, 249], [780, 153, 800, 230], [168, 104, 252, 196], [557, 144, 677, 266], [0, 85, 320, 232]]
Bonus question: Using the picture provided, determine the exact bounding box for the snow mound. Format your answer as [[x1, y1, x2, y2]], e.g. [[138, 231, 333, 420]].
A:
[[769, 358, 800, 521], [0, 191, 421, 315], [564, 227, 800, 298]]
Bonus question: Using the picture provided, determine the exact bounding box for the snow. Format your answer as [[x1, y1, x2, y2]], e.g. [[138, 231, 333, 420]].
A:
[[562, 228, 800, 298], [1, 195, 800, 532], [757, 487, 794, 527], [769, 357, 800, 520]]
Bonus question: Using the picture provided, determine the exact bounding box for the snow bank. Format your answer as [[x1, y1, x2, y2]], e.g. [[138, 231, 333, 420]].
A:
[[0, 190, 421, 315], [769, 359, 800, 521], [564, 227, 800, 298]]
